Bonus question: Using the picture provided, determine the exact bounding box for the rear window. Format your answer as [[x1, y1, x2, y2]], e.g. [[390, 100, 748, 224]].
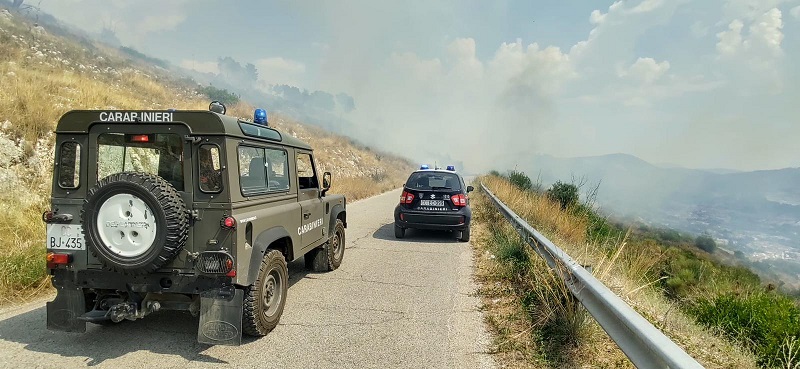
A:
[[405, 172, 462, 191], [97, 133, 184, 190]]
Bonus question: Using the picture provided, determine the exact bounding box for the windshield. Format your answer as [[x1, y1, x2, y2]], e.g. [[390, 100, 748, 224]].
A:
[[405, 172, 462, 191], [97, 133, 184, 190]]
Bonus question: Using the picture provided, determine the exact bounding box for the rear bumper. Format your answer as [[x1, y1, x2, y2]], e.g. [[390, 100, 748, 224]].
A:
[[394, 206, 471, 231], [50, 268, 231, 294]]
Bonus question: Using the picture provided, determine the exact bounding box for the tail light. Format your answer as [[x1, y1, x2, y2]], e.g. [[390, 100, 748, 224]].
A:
[[221, 216, 236, 229], [46, 252, 71, 269], [197, 251, 235, 275], [451, 194, 467, 207], [400, 190, 415, 205]]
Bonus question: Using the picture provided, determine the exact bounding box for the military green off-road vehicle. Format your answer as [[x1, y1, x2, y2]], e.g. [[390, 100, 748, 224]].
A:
[[44, 102, 346, 345]]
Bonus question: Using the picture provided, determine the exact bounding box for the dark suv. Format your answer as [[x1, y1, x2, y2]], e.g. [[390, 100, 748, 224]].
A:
[[393, 166, 473, 242]]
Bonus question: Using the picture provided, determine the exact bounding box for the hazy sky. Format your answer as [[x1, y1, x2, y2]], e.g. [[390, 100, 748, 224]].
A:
[[38, 0, 800, 172]]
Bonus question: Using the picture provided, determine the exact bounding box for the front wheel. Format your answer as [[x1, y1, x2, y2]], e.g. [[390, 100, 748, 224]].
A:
[[304, 219, 345, 272], [242, 250, 288, 336]]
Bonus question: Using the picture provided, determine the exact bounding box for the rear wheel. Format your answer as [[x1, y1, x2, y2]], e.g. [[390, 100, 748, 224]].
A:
[[394, 224, 405, 239], [242, 250, 288, 336], [458, 225, 471, 242]]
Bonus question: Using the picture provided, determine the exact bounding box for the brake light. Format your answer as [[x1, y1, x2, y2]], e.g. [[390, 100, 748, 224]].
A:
[[400, 191, 415, 205], [130, 134, 150, 142], [225, 258, 236, 277], [46, 252, 71, 269], [451, 194, 467, 207], [221, 216, 236, 229]]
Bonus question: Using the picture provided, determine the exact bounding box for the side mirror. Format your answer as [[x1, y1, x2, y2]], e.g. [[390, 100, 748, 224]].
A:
[[467, 185, 474, 193], [321, 171, 332, 196]]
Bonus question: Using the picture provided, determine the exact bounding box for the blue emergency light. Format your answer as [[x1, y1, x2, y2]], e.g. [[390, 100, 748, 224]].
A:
[[254, 108, 268, 125], [446, 165, 455, 171], [420, 164, 430, 170]]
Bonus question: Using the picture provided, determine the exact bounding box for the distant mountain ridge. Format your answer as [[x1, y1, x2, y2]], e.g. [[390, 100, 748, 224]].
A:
[[521, 153, 800, 256]]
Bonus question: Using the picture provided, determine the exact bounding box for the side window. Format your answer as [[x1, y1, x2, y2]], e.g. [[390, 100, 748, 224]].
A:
[[238, 146, 267, 196], [265, 149, 289, 192], [58, 142, 81, 189], [296, 153, 318, 190], [198, 144, 222, 193]]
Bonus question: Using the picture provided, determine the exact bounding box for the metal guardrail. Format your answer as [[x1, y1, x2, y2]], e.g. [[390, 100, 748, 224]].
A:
[[481, 183, 705, 369]]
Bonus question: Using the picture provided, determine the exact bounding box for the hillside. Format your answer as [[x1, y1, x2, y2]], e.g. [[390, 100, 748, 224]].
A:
[[521, 153, 800, 289], [476, 174, 799, 368], [0, 6, 414, 302]]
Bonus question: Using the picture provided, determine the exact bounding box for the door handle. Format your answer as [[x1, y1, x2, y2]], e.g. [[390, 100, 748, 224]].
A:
[[303, 212, 311, 219]]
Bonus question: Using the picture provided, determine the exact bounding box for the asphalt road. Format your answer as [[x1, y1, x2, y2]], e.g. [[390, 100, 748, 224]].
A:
[[0, 188, 495, 369]]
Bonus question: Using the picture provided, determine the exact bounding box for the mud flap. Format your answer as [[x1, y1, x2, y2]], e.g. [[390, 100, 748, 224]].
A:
[[197, 287, 244, 346], [46, 284, 87, 333]]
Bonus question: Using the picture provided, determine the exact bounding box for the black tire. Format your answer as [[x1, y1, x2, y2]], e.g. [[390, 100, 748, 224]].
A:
[[459, 225, 471, 242], [82, 172, 188, 275], [394, 224, 405, 239], [304, 248, 324, 271], [243, 250, 288, 336], [304, 219, 345, 272], [327, 219, 345, 270]]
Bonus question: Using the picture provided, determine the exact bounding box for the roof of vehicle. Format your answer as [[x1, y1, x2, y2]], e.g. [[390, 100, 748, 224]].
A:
[[410, 169, 462, 176], [54, 109, 312, 150]]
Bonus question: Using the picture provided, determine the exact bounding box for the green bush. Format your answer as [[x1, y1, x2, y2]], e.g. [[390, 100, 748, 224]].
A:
[[574, 203, 624, 244], [695, 234, 717, 253], [507, 170, 533, 191], [547, 181, 579, 210], [197, 85, 240, 105], [691, 292, 800, 367]]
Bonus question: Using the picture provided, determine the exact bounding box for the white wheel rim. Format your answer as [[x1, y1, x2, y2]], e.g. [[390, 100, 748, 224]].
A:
[[96, 193, 157, 258]]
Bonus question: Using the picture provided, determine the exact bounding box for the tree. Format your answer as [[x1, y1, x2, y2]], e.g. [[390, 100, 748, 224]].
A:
[[695, 234, 717, 253], [244, 63, 258, 82], [547, 181, 579, 210]]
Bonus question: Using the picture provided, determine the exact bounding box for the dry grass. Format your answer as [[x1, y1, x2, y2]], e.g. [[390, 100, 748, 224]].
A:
[[471, 183, 632, 368], [0, 12, 413, 304], [475, 176, 759, 369]]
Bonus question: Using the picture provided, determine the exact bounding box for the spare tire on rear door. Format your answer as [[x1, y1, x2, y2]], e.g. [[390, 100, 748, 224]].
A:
[[82, 172, 189, 274]]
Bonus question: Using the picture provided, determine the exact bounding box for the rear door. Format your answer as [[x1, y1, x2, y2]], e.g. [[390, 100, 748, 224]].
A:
[[296, 151, 324, 248], [404, 171, 463, 212]]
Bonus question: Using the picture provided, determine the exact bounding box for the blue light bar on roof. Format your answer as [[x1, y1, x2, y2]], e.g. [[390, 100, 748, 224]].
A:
[[420, 164, 430, 170], [254, 108, 268, 125], [446, 165, 455, 171]]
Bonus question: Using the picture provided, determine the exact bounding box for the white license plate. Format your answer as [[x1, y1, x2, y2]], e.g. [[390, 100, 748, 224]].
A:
[[46, 224, 85, 250], [420, 200, 445, 207]]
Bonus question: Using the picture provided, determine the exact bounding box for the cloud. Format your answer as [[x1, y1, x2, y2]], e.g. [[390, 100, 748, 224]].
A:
[[746, 8, 784, 56], [254, 57, 307, 86], [721, 0, 795, 22], [590, 10, 607, 25], [618, 57, 671, 84], [716, 19, 744, 55], [715, 8, 785, 92]]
